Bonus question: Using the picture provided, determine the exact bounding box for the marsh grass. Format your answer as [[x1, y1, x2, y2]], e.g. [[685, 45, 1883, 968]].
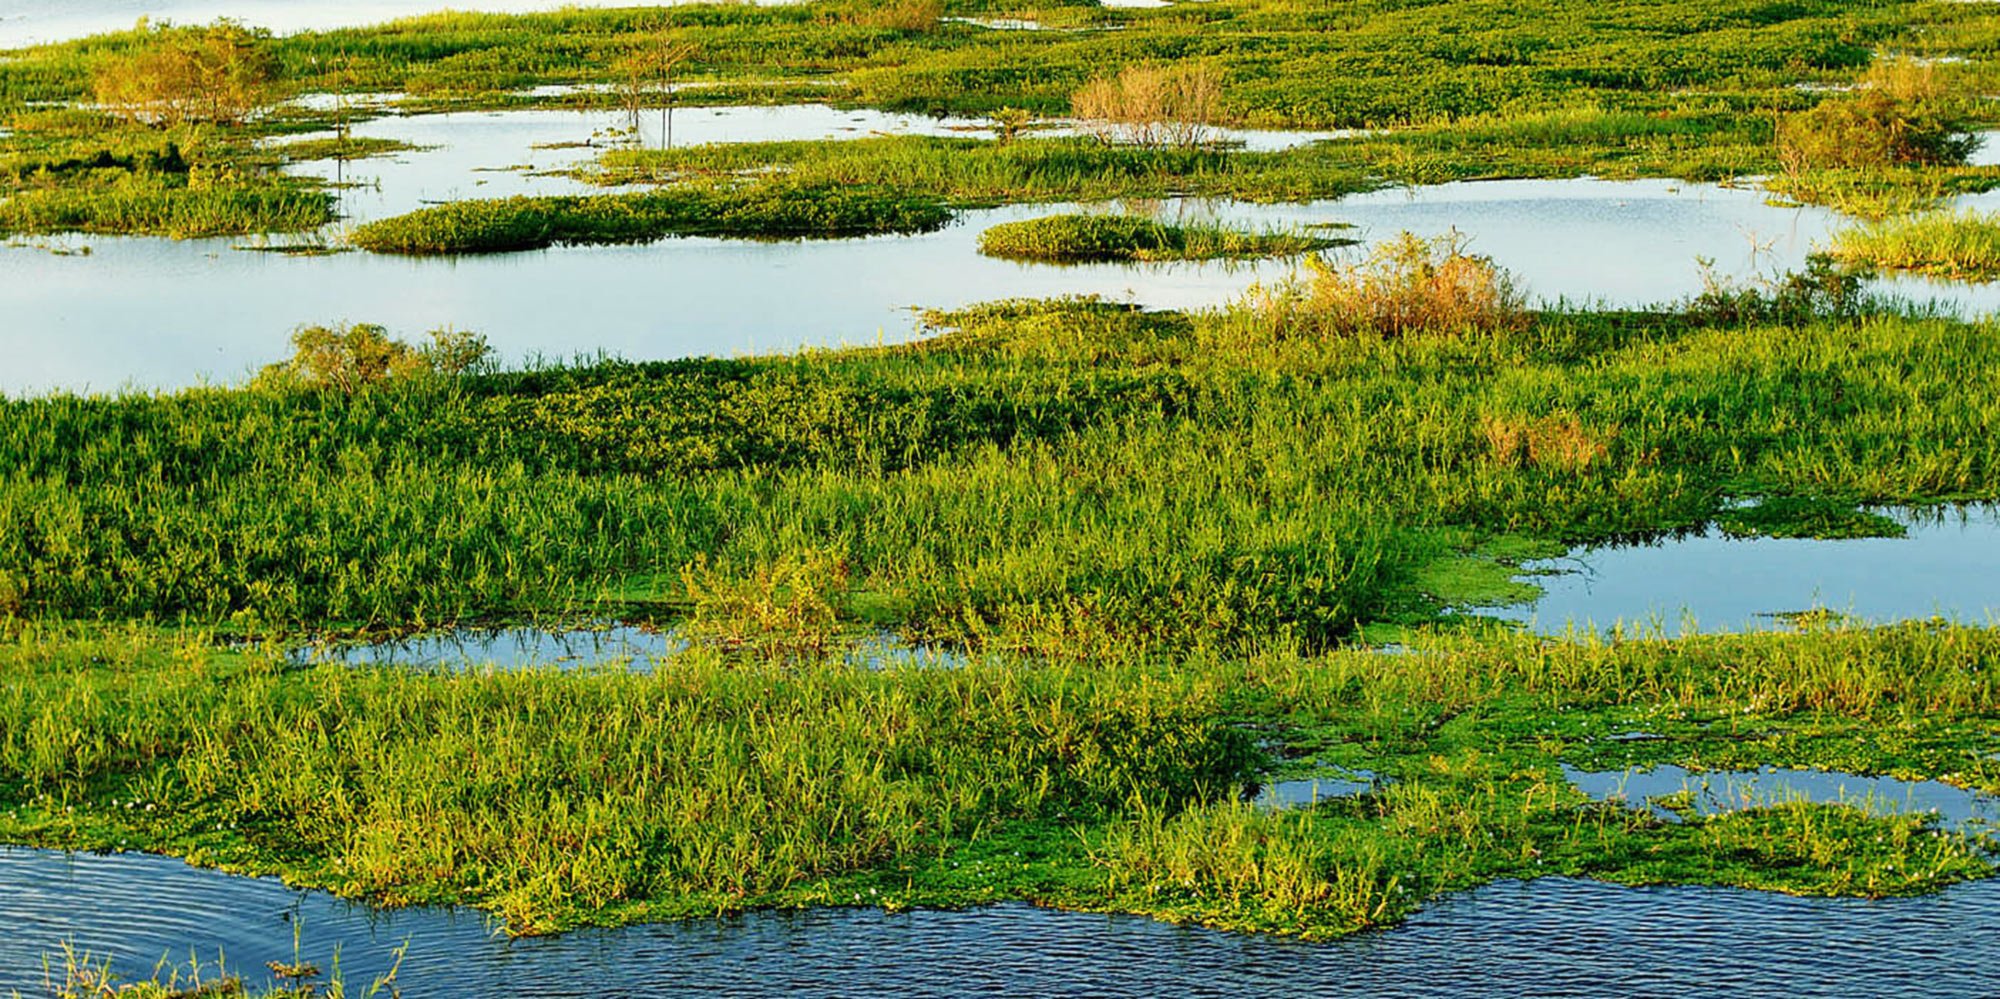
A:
[[347, 184, 950, 253], [976, 212, 1341, 263], [1829, 209, 2000, 281], [3, 623, 1995, 940]]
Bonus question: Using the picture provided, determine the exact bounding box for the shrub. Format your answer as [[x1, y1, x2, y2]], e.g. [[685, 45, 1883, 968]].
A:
[[1685, 255, 1868, 324], [680, 549, 849, 654], [93, 21, 275, 127], [1249, 231, 1529, 338], [254, 323, 493, 392], [1073, 62, 1223, 150], [1777, 59, 1978, 172]]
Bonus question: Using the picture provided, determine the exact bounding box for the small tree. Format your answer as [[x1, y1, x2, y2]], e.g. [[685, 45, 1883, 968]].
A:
[[1072, 61, 1222, 150], [95, 21, 274, 127], [613, 35, 698, 148]]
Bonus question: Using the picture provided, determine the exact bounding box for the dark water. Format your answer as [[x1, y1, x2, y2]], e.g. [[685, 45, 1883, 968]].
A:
[[1503, 505, 2000, 637], [5, 846, 1999, 997], [1565, 764, 2000, 836]]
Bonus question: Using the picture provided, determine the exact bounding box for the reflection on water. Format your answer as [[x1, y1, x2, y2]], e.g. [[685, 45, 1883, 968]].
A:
[[284, 103, 1002, 223], [1245, 772, 1376, 810], [1565, 764, 2000, 836], [293, 624, 685, 671], [294, 625, 964, 672], [5, 178, 1858, 396], [4, 846, 1998, 997], [1500, 505, 2000, 637]]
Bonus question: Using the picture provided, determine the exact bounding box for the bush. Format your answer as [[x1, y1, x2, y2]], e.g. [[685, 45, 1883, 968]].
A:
[[254, 323, 493, 392], [1777, 59, 1978, 172], [93, 21, 275, 127], [1073, 62, 1223, 150], [1685, 255, 1868, 324], [1248, 231, 1529, 338]]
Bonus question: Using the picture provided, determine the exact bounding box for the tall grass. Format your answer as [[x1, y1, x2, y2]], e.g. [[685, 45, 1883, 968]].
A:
[[1828, 209, 2000, 280], [3, 284, 1999, 652]]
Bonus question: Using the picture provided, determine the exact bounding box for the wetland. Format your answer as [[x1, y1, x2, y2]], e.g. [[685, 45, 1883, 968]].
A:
[[7, 0, 2000, 994]]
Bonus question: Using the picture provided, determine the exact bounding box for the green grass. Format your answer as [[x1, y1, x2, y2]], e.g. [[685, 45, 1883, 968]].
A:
[[0, 109, 337, 238], [2, 277, 1997, 649], [1829, 209, 2000, 281], [347, 183, 951, 253], [0, 0, 1929, 127], [976, 212, 1342, 263], [2, 621, 1993, 939], [3, 0, 1997, 237]]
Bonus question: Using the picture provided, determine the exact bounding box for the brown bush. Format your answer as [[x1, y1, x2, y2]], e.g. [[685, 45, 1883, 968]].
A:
[[1254, 231, 1529, 338], [1072, 62, 1222, 149]]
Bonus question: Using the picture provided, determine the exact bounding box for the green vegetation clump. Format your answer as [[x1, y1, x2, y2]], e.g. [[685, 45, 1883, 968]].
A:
[[1777, 60, 1977, 173], [253, 323, 493, 393], [348, 184, 951, 254], [976, 213, 1340, 263], [1828, 210, 2000, 281], [0, 108, 334, 238]]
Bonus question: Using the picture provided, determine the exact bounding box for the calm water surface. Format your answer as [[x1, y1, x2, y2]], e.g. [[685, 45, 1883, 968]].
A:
[[1565, 764, 2000, 835], [4, 846, 1998, 997], [1501, 506, 2000, 637], [3, 177, 1855, 396]]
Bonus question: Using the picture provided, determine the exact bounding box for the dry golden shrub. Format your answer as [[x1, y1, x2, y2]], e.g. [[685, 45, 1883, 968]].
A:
[[1072, 62, 1222, 149], [1257, 231, 1529, 338]]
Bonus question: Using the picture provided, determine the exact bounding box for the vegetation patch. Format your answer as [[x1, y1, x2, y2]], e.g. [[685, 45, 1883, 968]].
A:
[[976, 213, 1342, 264], [1828, 210, 2000, 282], [347, 184, 951, 254], [1, 623, 1995, 941]]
